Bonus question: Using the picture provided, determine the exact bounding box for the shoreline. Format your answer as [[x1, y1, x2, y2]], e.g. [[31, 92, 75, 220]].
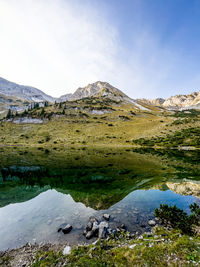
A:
[[1, 226, 199, 266]]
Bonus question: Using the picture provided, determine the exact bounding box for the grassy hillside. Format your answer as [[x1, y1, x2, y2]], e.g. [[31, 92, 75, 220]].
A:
[[0, 96, 200, 148]]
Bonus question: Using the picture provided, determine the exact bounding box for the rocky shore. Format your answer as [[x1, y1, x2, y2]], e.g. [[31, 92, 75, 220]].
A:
[[1, 211, 200, 266], [0, 214, 160, 266]]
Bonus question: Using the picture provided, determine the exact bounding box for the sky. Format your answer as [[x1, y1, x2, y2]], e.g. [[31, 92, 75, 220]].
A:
[[1, 0, 200, 99]]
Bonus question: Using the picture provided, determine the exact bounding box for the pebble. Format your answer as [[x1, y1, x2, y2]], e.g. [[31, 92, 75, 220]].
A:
[[63, 246, 71, 255], [148, 220, 156, 227], [129, 244, 137, 249]]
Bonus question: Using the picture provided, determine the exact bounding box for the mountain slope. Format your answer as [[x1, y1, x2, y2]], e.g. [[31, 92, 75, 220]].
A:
[[0, 77, 54, 103], [141, 92, 200, 110], [162, 91, 200, 109], [59, 81, 133, 104]]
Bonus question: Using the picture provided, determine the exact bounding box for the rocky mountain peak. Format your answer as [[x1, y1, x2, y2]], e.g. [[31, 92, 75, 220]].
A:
[[0, 77, 54, 103]]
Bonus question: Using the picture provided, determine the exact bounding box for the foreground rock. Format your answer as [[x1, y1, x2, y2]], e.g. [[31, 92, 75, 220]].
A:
[[148, 220, 156, 227], [58, 223, 73, 234], [63, 245, 71, 255], [103, 213, 110, 221], [83, 216, 128, 240], [98, 222, 109, 238]]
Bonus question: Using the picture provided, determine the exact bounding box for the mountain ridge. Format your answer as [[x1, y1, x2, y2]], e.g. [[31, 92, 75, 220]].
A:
[[1, 76, 200, 111]]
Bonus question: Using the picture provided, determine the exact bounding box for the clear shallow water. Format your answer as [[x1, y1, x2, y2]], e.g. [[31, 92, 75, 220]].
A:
[[0, 147, 200, 250], [0, 188, 199, 251]]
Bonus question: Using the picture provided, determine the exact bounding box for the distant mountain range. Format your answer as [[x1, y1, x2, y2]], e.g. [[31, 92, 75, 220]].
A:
[[0, 76, 200, 114]]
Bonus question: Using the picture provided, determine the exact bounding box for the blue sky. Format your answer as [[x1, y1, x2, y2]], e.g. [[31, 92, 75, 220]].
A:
[[0, 0, 200, 99]]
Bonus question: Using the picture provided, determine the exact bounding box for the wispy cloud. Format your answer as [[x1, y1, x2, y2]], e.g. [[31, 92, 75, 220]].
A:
[[0, 0, 199, 99], [0, 0, 118, 97]]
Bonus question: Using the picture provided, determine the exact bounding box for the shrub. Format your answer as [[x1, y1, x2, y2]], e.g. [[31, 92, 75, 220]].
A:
[[155, 203, 200, 234]]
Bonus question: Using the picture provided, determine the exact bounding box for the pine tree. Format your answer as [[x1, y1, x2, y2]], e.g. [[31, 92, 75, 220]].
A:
[[6, 109, 12, 119]]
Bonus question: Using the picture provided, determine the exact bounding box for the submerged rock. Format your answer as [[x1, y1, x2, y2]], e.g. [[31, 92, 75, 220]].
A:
[[62, 224, 73, 234], [58, 223, 72, 234], [57, 223, 68, 233]]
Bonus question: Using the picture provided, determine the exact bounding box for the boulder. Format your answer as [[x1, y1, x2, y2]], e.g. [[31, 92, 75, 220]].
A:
[[98, 222, 108, 239], [103, 214, 110, 221], [62, 224, 73, 234], [57, 223, 68, 233], [89, 216, 98, 223], [86, 231, 94, 240], [148, 220, 156, 227], [86, 221, 93, 231], [92, 221, 99, 236]]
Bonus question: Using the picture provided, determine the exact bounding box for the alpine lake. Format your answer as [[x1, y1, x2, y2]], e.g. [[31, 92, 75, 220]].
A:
[[0, 146, 200, 251]]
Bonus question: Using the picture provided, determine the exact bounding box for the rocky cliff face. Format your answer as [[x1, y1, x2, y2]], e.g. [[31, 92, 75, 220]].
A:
[[162, 92, 200, 109], [58, 81, 133, 103], [0, 77, 55, 103], [139, 91, 200, 110]]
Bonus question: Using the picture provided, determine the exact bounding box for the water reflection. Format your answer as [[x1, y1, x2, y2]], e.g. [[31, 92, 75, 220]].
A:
[[0, 147, 200, 250]]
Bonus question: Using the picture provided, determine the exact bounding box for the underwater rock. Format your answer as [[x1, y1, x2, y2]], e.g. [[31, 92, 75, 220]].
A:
[[57, 223, 68, 233], [62, 224, 73, 234]]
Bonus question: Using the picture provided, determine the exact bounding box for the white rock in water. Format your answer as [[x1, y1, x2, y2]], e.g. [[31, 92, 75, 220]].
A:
[[63, 245, 71, 255]]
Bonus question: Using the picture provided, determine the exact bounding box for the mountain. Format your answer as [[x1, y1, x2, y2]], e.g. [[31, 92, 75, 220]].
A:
[[0, 77, 55, 103], [139, 91, 200, 110], [58, 81, 133, 104], [162, 91, 200, 109], [1, 76, 200, 111]]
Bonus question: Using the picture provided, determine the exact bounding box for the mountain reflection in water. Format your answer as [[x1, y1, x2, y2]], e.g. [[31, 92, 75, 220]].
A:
[[0, 147, 200, 250]]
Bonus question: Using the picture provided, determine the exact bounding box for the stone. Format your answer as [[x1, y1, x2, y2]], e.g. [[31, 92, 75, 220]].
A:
[[92, 221, 99, 236], [57, 223, 68, 232], [83, 230, 87, 236], [98, 222, 108, 239], [103, 214, 110, 221], [148, 220, 156, 227], [86, 221, 93, 231], [145, 232, 153, 237], [129, 244, 137, 249], [62, 224, 73, 234], [89, 216, 98, 223], [107, 228, 113, 235], [63, 245, 71, 255], [120, 223, 126, 229], [86, 231, 94, 239]]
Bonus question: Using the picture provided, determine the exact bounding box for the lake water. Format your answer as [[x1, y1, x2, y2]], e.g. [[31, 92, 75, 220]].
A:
[[0, 147, 200, 251]]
